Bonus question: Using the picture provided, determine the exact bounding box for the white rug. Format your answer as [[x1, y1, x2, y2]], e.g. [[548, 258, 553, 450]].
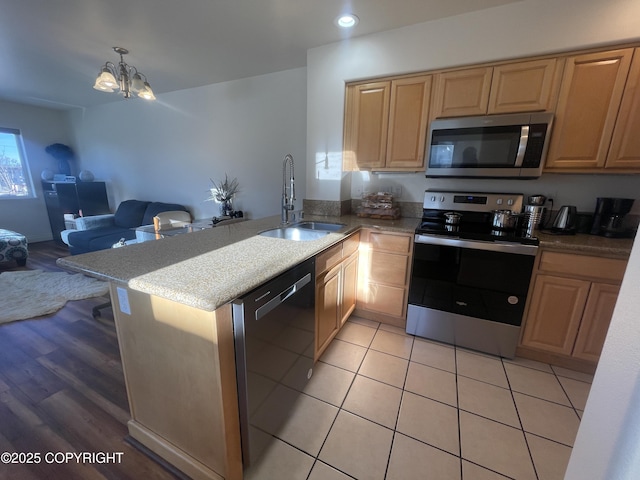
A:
[[0, 269, 109, 324]]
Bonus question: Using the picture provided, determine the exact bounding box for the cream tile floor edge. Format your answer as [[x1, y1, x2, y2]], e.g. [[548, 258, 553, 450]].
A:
[[245, 317, 592, 480]]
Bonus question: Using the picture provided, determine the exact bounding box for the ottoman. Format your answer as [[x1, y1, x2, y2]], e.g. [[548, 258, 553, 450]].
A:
[[0, 229, 28, 266]]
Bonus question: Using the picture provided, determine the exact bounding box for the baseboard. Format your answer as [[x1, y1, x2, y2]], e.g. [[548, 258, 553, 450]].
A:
[[352, 307, 407, 329], [515, 345, 597, 374], [127, 420, 224, 480]]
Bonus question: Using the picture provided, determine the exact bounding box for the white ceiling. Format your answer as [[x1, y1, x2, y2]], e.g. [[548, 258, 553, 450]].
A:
[[1, 0, 522, 110]]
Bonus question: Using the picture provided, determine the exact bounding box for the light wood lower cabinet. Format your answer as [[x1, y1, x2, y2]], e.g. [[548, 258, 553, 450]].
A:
[[518, 250, 627, 371], [315, 232, 360, 360], [110, 285, 242, 480], [355, 229, 413, 328], [573, 282, 621, 362]]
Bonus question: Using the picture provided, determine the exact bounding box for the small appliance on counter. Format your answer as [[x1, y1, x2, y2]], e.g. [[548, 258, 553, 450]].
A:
[[549, 205, 577, 234], [590, 197, 636, 238], [523, 194, 547, 237]]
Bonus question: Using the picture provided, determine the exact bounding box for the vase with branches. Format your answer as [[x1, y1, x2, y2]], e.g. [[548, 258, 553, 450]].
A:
[[206, 174, 239, 216]]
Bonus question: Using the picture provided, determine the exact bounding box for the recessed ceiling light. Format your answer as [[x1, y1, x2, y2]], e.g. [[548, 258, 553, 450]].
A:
[[336, 13, 359, 28]]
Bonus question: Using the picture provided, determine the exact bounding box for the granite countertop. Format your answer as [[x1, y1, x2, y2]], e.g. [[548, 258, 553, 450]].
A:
[[57, 213, 633, 312], [535, 231, 634, 258], [56, 214, 419, 312]]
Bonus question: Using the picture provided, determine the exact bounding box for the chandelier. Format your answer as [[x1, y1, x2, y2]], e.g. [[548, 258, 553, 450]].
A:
[[93, 47, 156, 100]]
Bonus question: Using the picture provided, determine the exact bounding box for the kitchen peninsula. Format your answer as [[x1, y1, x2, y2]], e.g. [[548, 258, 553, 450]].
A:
[[56, 213, 633, 480], [56, 214, 416, 480]]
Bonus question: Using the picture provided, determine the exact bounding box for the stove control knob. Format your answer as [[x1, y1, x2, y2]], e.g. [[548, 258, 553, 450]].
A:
[[496, 198, 503, 205], [440, 195, 445, 202], [507, 199, 514, 206], [430, 195, 436, 202]]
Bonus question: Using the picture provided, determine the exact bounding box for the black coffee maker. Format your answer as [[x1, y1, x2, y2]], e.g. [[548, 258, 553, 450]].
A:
[[590, 197, 635, 237]]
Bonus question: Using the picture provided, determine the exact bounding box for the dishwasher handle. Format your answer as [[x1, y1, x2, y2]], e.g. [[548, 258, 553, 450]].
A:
[[254, 272, 312, 321]]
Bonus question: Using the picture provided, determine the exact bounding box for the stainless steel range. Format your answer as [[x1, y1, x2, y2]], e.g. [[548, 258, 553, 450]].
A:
[[407, 191, 539, 358]]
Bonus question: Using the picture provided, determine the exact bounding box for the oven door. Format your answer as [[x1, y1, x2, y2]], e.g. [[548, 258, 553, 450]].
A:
[[407, 234, 537, 357]]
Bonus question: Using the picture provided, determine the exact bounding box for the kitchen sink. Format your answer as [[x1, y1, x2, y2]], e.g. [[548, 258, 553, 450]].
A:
[[293, 221, 346, 232], [259, 227, 329, 241]]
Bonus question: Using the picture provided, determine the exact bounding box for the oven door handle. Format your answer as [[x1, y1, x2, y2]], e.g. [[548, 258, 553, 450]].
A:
[[414, 234, 538, 256]]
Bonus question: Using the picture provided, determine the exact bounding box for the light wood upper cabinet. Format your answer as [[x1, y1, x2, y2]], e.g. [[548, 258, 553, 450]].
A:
[[344, 75, 431, 172], [606, 48, 640, 169], [432, 67, 492, 118], [344, 43, 640, 174], [432, 59, 561, 118], [386, 76, 432, 170], [344, 81, 390, 170], [488, 58, 563, 114], [545, 49, 634, 170]]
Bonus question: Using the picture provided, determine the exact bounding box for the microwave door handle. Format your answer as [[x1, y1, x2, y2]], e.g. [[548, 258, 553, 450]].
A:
[[514, 125, 529, 167]]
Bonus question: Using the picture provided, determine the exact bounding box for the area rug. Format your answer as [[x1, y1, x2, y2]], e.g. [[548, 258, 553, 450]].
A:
[[0, 269, 109, 324]]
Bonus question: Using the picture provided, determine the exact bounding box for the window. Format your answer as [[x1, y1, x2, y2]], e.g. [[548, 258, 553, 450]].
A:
[[0, 128, 33, 198]]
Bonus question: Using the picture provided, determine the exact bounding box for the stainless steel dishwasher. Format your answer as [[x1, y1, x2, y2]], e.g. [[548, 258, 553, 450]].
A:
[[232, 257, 315, 468]]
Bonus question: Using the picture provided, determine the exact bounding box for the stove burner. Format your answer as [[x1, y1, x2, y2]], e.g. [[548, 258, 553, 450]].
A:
[[417, 191, 539, 246]]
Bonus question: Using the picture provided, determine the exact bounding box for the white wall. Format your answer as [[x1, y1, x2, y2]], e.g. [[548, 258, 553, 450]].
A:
[[565, 232, 640, 479], [0, 100, 75, 241], [306, 0, 640, 213], [69, 67, 307, 221]]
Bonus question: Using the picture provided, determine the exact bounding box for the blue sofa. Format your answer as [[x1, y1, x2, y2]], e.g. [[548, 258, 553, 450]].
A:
[[64, 200, 189, 255]]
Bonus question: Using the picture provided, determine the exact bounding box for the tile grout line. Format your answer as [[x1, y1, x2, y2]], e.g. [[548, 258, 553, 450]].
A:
[[313, 320, 587, 479], [501, 356, 540, 480], [454, 344, 464, 480], [306, 320, 381, 479]]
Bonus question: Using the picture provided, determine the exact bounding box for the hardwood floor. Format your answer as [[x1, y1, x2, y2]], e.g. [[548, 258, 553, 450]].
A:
[[0, 242, 181, 480]]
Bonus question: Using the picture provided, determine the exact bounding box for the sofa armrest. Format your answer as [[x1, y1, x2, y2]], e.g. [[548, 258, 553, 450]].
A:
[[75, 214, 116, 230], [60, 229, 75, 246]]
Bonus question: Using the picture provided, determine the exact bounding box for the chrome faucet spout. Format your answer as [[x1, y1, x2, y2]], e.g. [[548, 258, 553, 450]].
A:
[[282, 154, 295, 224]]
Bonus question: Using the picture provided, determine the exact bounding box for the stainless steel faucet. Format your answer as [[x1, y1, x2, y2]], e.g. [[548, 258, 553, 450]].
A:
[[282, 154, 295, 224]]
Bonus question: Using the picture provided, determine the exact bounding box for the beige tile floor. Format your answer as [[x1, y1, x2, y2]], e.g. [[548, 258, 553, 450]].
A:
[[245, 317, 592, 480]]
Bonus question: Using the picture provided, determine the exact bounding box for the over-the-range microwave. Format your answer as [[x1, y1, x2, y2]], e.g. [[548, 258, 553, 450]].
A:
[[425, 112, 554, 179]]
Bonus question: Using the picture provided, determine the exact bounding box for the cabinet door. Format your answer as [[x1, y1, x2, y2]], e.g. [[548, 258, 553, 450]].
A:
[[572, 283, 620, 362], [432, 67, 492, 118], [340, 251, 358, 326], [606, 49, 640, 169], [545, 49, 633, 170], [357, 230, 412, 323], [521, 274, 590, 355], [316, 264, 341, 357], [488, 58, 562, 114], [343, 81, 390, 170], [386, 75, 432, 170]]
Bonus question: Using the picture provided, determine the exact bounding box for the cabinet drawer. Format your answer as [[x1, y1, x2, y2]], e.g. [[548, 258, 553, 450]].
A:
[[343, 231, 360, 257], [369, 251, 409, 286], [368, 231, 412, 253], [538, 251, 627, 282], [316, 244, 342, 274], [360, 283, 406, 317]]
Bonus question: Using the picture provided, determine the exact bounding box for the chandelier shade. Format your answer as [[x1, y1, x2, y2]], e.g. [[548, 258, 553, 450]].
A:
[[93, 47, 155, 100]]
